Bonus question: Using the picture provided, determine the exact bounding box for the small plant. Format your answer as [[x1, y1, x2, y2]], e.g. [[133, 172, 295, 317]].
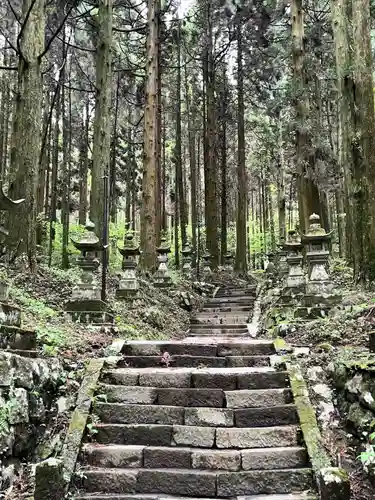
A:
[[358, 432, 375, 466], [160, 351, 171, 367]]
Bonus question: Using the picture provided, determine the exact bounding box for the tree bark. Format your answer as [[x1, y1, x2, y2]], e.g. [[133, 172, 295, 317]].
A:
[[140, 0, 159, 270], [235, 22, 247, 272], [91, 0, 113, 237]]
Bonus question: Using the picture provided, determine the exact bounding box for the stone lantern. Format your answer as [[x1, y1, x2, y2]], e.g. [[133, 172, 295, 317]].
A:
[[223, 252, 234, 272], [302, 213, 333, 296], [277, 237, 289, 278], [181, 244, 193, 276], [117, 233, 140, 299], [202, 251, 212, 277], [66, 221, 112, 323], [154, 236, 172, 288], [284, 229, 305, 291]]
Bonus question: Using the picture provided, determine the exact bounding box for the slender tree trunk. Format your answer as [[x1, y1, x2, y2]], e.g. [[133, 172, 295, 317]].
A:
[[140, 0, 159, 270], [91, 0, 112, 237], [352, 0, 375, 281], [79, 98, 89, 225], [235, 22, 247, 272], [61, 33, 70, 269], [9, 0, 45, 267], [220, 64, 228, 264], [110, 73, 120, 223], [291, 0, 321, 232], [203, 0, 219, 266]]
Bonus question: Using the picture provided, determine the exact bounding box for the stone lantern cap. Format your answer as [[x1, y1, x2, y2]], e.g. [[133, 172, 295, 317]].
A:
[[118, 233, 140, 257], [71, 221, 103, 253], [302, 214, 333, 242], [182, 244, 192, 257], [285, 229, 303, 249], [157, 236, 171, 255]]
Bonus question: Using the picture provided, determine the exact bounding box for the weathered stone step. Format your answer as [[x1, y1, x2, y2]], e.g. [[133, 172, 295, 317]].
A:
[[201, 306, 253, 312], [192, 316, 250, 326], [189, 323, 247, 329], [75, 494, 316, 500], [216, 287, 257, 296], [94, 402, 298, 428], [188, 331, 249, 337], [102, 367, 288, 390], [3, 348, 38, 358], [119, 340, 274, 357], [117, 355, 271, 369], [92, 424, 299, 449], [76, 467, 311, 497], [206, 296, 255, 304], [99, 385, 291, 407], [82, 444, 308, 471]]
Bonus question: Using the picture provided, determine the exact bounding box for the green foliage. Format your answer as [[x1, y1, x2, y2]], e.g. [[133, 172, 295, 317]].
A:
[[36, 325, 68, 356], [10, 286, 57, 320], [358, 432, 375, 465]]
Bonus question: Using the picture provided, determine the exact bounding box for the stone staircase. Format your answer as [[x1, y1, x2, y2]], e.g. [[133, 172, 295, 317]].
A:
[[72, 285, 316, 499]]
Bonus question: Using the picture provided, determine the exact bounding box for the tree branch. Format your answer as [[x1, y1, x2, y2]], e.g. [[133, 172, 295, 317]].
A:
[[39, 1, 78, 60], [17, 0, 37, 61]]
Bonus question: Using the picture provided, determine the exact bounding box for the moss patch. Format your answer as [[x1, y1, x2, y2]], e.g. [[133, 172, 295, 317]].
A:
[[288, 362, 331, 471]]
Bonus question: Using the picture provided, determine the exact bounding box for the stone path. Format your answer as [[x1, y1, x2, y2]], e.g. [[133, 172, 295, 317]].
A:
[[73, 285, 316, 499]]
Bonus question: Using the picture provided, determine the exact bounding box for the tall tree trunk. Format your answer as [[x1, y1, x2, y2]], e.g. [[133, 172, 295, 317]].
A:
[[140, 0, 159, 270], [352, 0, 375, 281], [79, 98, 89, 225], [203, 0, 219, 267], [175, 20, 187, 249], [110, 73, 120, 223], [61, 33, 70, 269], [235, 22, 247, 272], [291, 0, 321, 232], [91, 0, 112, 237], [277, 117, 286, 240], [9, 0, 45, 268], [220, 64, 228, 264]]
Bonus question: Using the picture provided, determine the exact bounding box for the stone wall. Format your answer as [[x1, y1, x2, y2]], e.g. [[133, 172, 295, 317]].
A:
[[0, 351, 65, 491], [329, 350, 375, 480]]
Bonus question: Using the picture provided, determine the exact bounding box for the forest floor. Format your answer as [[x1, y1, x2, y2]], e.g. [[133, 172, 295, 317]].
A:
[[5, 259, 375, 498], [273, 260, 375, 500]]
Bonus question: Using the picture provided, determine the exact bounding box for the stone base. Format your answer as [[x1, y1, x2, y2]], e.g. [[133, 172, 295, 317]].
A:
[[0, 302, 22, 327], [294, 305, 331, 320], [116, 288, 138, 300], [0, 325, 37, 350], [65, 299, 106, 312], [66, 310, 114, 325], [154, 279, 172, 289]]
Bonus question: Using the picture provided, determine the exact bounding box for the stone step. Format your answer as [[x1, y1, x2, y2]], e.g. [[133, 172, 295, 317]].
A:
[[188, 331, 249, 337], [75, 495, 316, 500], [92, 424, 299, 449], [119, 340, 274, 357], [76, 467, 312, 497], [75, 494, 316, 500], [102, 367, 288, 390], [216, 288, 257, 296], [117, 355, 271, 369], [94, 403, 298, 428], [201, 306, 253, 312], [206, 296, 255, 304], [82, 444, 308, 471], [192, 316, 250, 325], [189, 323, 248, 330], [3, 348, 38, 358], [100, 384, 289, 406]]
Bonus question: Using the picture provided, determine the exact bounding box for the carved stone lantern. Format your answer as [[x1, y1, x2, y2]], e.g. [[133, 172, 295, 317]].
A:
[[116, 233, 140, 299], [277, 237, 289, 278], [66, 221, 112, 323], [154, 236, 172, 288], [202, 251, 212, 277], [302, 213, 333, 296], [284, 229, 305, 291], [181, 244, 193, 276], [223, 252, 234, 272]]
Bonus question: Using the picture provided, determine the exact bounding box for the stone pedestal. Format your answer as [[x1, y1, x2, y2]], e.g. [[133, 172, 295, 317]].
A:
[[116, 234, 140, 299], [65, 222, 113, 324], [154, 237, 172, 288], [223, 253, 234, 272], [202, 251, 212, 279], [283, 230, 305, 293], [181, 244, 193, 277], [277, 238, 289, 279], [296, 214, 340, 320]]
